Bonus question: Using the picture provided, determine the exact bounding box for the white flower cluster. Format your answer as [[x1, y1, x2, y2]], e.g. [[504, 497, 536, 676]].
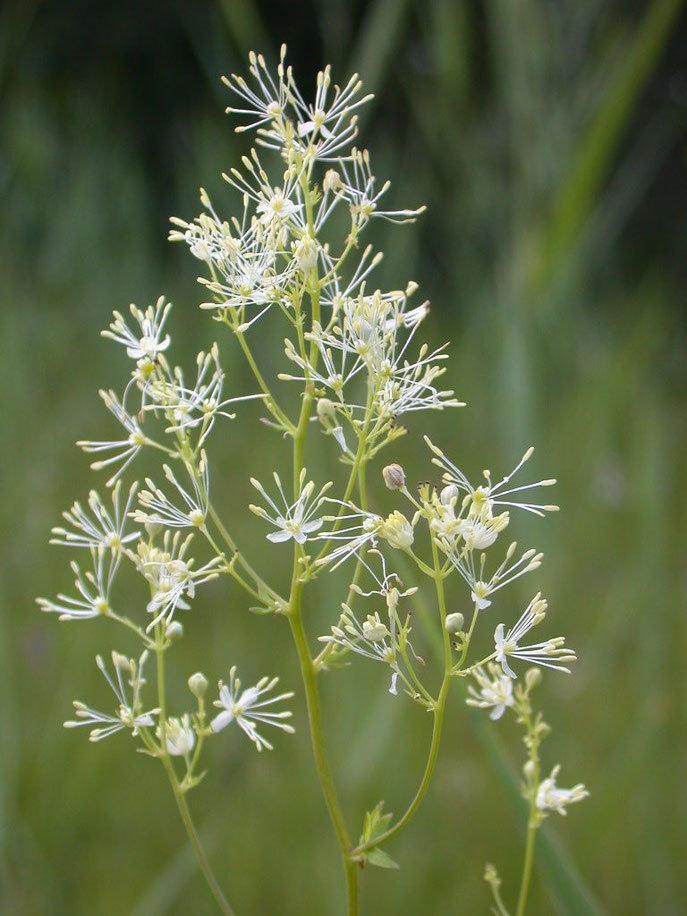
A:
[[41, 293, 294, 763]]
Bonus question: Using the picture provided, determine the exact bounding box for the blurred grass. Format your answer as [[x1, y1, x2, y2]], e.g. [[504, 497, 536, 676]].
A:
[[1, 1, 686, 913]]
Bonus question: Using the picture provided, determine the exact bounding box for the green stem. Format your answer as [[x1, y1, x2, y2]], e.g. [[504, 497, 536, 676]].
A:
[[353, 532, 453, 856], [352, 677, 449, 856], [234, 328, 294, 432], [515, 708, 541, 916], [515, 819, 538, 916], [154, 638, 234, 915], [164, 760, 235, 916], [285, 170, 358, 913], [288, 607, 359, 914], [207, 503, 283, 605]]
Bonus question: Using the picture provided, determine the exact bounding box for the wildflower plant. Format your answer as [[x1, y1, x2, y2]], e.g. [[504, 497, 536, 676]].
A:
[[40, 46, 587, 915]]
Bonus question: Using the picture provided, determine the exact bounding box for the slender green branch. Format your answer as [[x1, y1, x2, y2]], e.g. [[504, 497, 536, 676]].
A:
[[516, 818, 538, 916], [234, 326, 295, 433], [154, 633, 234, 915], [515, 707, 541, 916], [352, 677, 449, 857], [352, 529, 454, 857], [207, 503, 284, 605]]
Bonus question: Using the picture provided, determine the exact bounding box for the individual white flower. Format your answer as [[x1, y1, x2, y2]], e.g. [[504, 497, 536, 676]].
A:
[[466, 663, 515, 720], [158, 714, 196, 757], [255, 190, 302, 227], [494, 594, 576, 678], [224, 152, 305, 237], [373, 351, 462, 417], [78, 390, 150, 486], [293, 64, 372, 143], [291, 235, 319, 272], [426, 439, 559, 518], [349, 548, 417, 603], [135, 532, 223, 630], [442, 539, 543, 609], [133, 455, 209, 529], [37, 547, 113, 620], [249, 468, 331, 544], [320, 606, 397, 664], [316, 504, 384, 569], [536, 765, 589, 816], [319, 549, 417, 670], [146, 344, 261, 446], [339, 148, 426, 226], [102, 297, 172, 361], [280, 331, 365, 397], [318, 245, 383, 311], [223, 45, 291, 133], [64, 651, 159, 741], [50, 480, 139, 551], [456, 513, 510, 550], [210, 666, 295, 751]]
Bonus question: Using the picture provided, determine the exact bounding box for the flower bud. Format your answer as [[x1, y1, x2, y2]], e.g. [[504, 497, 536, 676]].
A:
[[323, 169, 342, 192], [444, 612, 464, 634], [440, 484, 459, 505], [188, 672, 208, 698], [523, 759, 537, 783], [166, 621, 184, 641], [316, 398, 336, 423], [525, 668, 542, 690], [292, 235, 318, 271], [144, 521, 163, 539], [383, 463, 406, 490]]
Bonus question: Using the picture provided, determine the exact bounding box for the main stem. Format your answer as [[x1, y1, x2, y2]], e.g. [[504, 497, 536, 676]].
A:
[[288, 606, 359, 914], [286, 178, 358, 912]]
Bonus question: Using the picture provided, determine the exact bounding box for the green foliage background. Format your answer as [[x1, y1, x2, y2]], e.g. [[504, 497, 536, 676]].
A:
[[1, 1, 686, 913]]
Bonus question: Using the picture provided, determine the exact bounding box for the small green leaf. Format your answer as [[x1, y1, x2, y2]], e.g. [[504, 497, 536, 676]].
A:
[[366, 847, 400, 870], [360, 801, 393, 845]]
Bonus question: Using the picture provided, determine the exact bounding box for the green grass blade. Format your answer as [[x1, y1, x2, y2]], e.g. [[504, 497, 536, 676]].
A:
[[527, 0, 683, 298]]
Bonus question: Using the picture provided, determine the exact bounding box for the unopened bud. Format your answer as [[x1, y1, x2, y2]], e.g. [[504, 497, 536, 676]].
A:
[[292, 235, 318, 271], [317, 398, 336, 423], [383, 463, 406, 490], [440, 484, 459, 505], [323, 169, 342, 192], [188, 672, 208, 699], [444, 612, 464, 633], [525, 668, 542, 690], [166, 621, 184, 641]]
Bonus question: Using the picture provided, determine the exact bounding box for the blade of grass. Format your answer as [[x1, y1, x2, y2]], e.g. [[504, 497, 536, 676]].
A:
[[348, 0, 414, 126], [526, 0, 683, 299]]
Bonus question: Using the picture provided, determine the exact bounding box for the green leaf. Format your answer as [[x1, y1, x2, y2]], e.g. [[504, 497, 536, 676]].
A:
[[360, 800, 393, 845], [366, 847, 400, 870]]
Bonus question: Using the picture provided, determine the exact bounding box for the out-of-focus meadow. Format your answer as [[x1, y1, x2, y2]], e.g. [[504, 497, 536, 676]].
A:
[[1, 1, 686, 913]]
